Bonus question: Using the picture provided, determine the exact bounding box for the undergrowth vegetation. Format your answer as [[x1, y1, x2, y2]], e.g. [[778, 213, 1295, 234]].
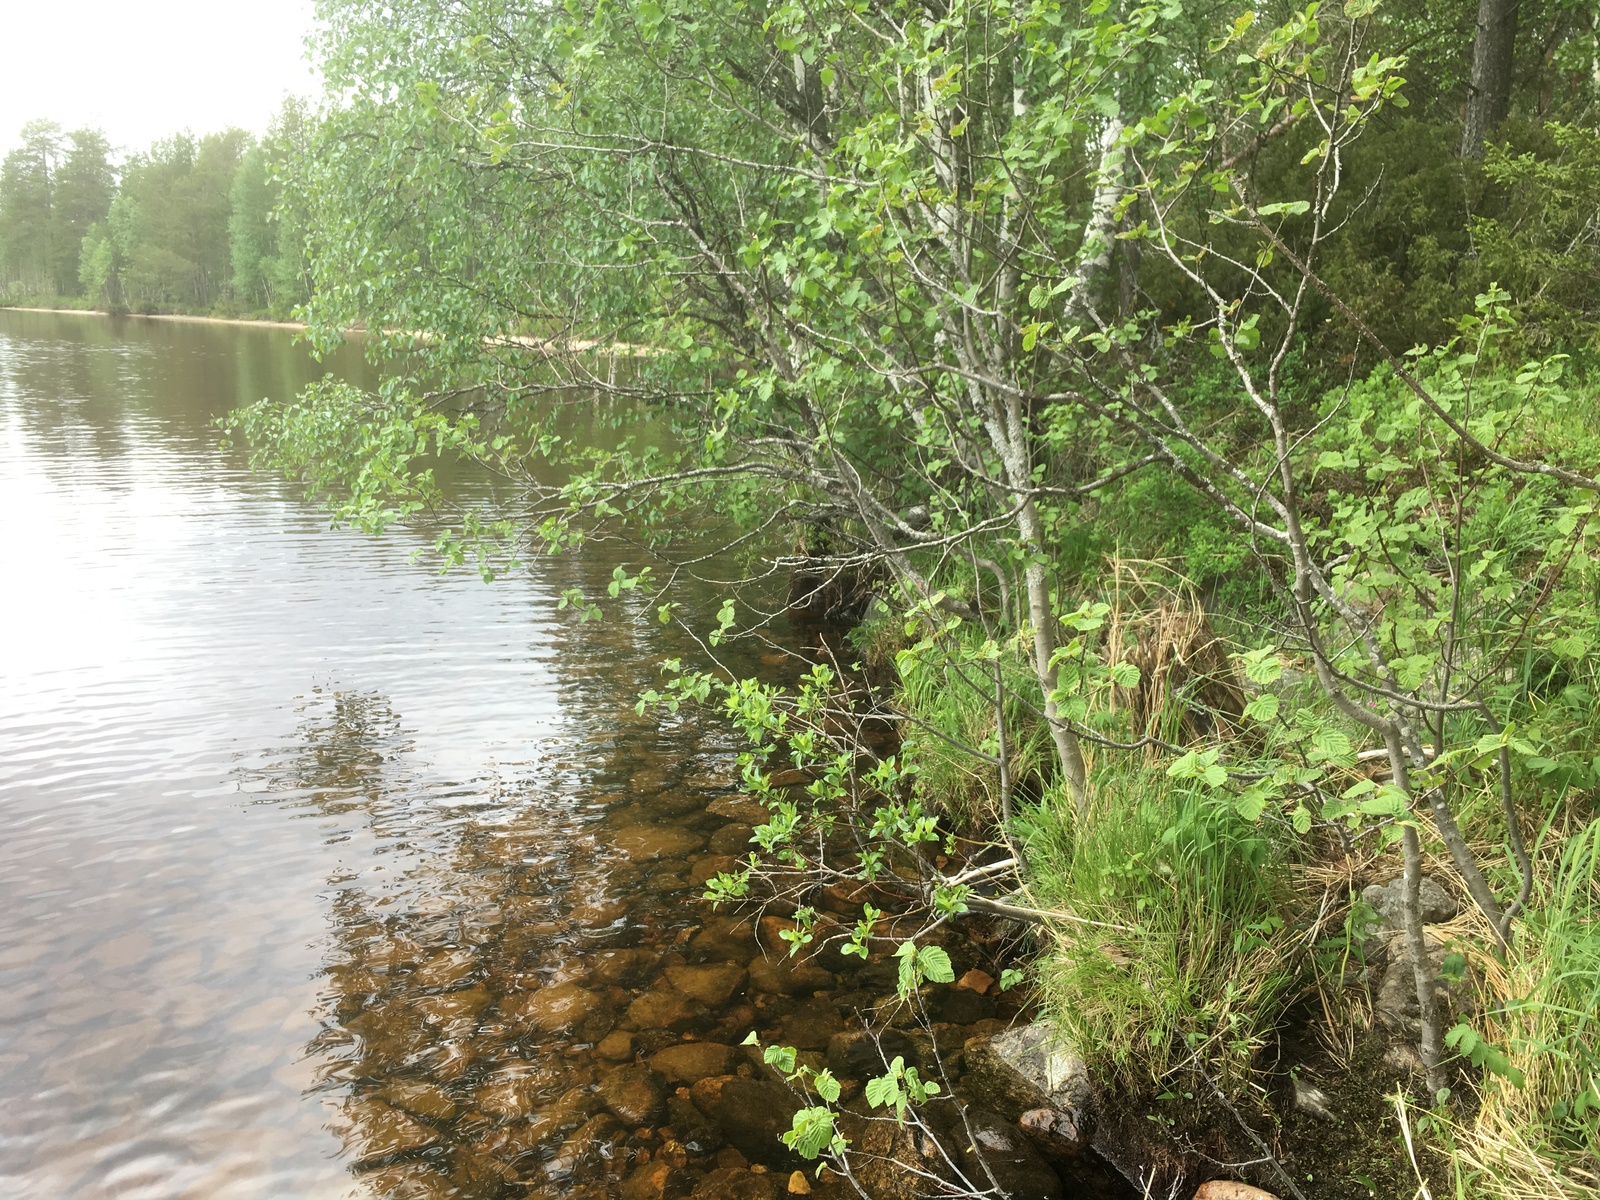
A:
[[229, 0, 1600, 1191]]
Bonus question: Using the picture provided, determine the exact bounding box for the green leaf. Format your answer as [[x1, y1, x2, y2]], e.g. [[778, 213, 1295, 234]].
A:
[[864, 1063, 904, 1110], [764, 1044, 798, 1074], [1238, 649, 1283, 684], [1109, 662, 1141, 688], [1244, 693, 1280, 722], [918, 945, 955, 984], [783, 1106, 841, 1159]]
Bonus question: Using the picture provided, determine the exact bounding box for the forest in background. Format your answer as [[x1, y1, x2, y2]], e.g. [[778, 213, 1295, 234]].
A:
[[0, 101, 311, 319], [9, 0, 1600, 1195]]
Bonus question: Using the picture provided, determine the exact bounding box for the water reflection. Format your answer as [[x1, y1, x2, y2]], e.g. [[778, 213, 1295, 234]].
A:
[[258, 669, 762, 1197], [0, 309, 742, 1198]]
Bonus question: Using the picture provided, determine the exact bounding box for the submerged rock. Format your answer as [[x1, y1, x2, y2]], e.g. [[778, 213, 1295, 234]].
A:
[[450, 1147, 520, 1190], [414, 947, 479, 989], [692, 1166, 780, 1200], [614, 824, 707, 861], [827, 1028, 913, 1081], [709, 823, 757, 855], [780, 997, 845, 1050], [651, 1040, 738, 1084], [690, 915, 759, 962], [509, 982, 606, 1035], [627, 987, 709, 1033], [621, 1159, 689, 1200], [545, 1112, 627, 1183], [689, 1073, 736, 1117], [344, 1096, 442, 1160], [666, 962, 749, 1007], [476, 1065, 559, 1120], [413, 983, 493, 1025], [1019, 1104, 1093, 1162], [358, 1162, 457, 1200], [591, 948, 661, 988], [849, 1114, 957, 1200], [709, 1077, 803, 1167], [953, 1106, 1063, 1200], [748, 951, 833, 996], [928, 984, 994, 1025], [379, 1079, 458, 1122], [668, 1092, 725, 1155], [480, 1086, 599, 1164], [707, 796, 771, 824], [599, 1063, 669, 1126], [572, 897, 631, 927], [691, 855, 742, 888]]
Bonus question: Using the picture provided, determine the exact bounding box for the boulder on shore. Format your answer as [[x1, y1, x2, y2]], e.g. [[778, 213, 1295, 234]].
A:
[[962, 1023, 1092, 1122], [1192, 1183, 1281, 1200]]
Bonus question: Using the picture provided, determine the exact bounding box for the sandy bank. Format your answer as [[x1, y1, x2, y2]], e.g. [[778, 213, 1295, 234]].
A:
[[1, 306, 311, 331]]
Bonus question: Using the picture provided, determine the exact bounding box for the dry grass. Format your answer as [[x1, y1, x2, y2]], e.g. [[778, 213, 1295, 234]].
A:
[[1103, 562, 1247, 748]]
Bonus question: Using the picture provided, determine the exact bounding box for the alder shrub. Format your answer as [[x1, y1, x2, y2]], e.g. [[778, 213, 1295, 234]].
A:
[[231, 0, 1600, 1189]]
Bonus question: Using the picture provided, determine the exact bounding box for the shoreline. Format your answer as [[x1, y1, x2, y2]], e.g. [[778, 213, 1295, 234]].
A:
[[1, 305, 310, 331], [0, 307, 647, 354]]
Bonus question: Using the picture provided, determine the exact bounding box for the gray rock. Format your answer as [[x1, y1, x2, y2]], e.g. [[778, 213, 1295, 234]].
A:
[[1375, 934, 1458, 1036], [1362, 875, 1458, 932], [953, 1106, 1064, 1200], [963, 1023, 1091, 1122], [1289, 1078, 1335, 1122]]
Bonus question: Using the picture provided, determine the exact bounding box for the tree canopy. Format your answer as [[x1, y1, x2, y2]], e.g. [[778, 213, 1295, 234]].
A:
[[0, 103, 312, 318], [133, 0, 1600, 1191]]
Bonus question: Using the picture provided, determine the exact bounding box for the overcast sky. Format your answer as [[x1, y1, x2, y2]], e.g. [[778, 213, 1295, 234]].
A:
[[0, 0, 320, 157]]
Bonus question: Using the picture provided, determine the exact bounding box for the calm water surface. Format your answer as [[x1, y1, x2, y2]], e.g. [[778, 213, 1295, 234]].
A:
[[0, 311, 747, 1198]]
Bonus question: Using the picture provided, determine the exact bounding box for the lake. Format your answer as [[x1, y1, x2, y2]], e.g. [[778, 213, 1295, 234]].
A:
[[0, 309, 760, 1199]]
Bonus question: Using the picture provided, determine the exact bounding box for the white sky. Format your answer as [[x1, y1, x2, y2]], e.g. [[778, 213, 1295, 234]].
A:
[[0, 0, 321, 158]]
